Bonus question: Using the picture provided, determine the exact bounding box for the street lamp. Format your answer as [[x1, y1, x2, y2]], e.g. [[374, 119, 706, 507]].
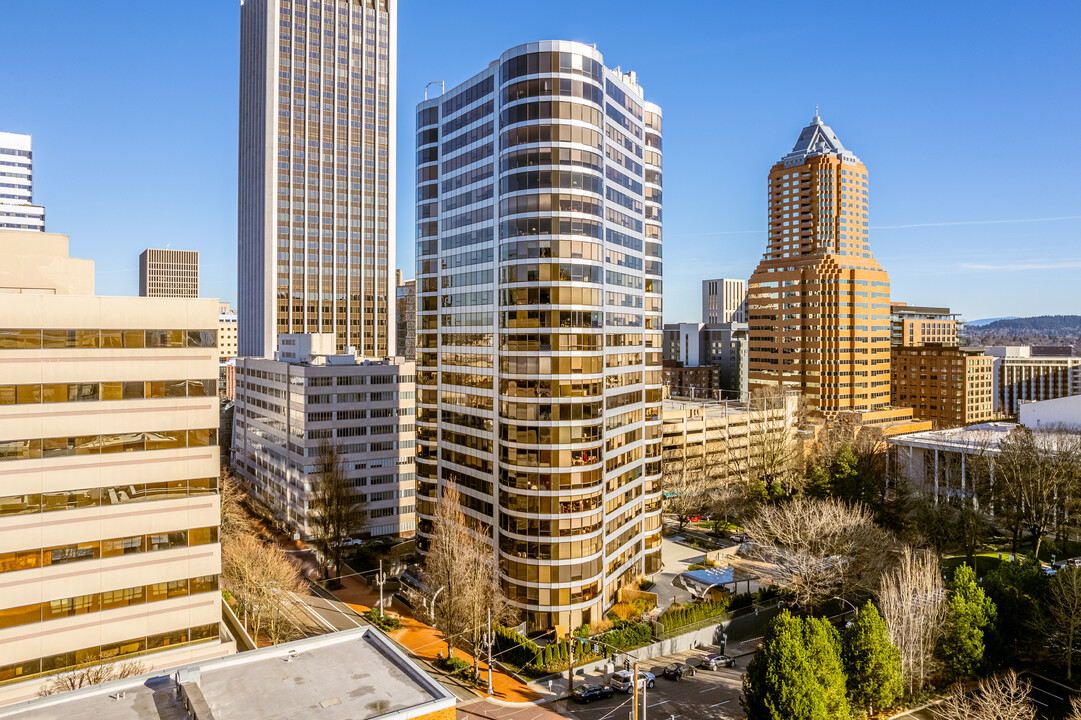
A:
[[833, 596, 858, 624]]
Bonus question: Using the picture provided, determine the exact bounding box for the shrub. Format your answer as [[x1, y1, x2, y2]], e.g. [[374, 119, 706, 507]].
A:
[[611, 602, 640, 622], [436, 655, 472, 676], [364, 609, 402, 631], [492, 624, 542, 668], [659, 598, 731, 632]]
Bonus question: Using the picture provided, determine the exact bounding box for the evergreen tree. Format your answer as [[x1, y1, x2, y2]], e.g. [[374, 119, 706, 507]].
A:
[[983, 558, 1045, 662], [842, 601, 903, 716], [939, 564, 997, 680], [742, 611, 827, 720], [802, 617, 849, 719], [805, 464, 831, 499]]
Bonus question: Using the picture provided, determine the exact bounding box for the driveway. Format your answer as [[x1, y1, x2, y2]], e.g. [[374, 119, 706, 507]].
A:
[[654, 538, 705, 608]]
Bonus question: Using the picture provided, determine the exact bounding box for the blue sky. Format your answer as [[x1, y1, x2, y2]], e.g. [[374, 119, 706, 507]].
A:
[[5, 1, 1079, 322]]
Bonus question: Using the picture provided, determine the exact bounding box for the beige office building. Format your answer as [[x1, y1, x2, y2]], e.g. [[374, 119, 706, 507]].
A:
[[139, 248, 199, 298], [0, 231, 230, 705], [233, 334, 415, 539]]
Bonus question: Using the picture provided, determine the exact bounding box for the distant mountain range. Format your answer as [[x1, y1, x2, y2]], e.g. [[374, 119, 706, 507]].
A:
[[963, 315, 1081, 355], [965, 316, 1019, 327]]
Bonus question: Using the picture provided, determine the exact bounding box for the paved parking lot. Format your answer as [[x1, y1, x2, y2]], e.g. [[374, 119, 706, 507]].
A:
[[544, 646, 746, 720]]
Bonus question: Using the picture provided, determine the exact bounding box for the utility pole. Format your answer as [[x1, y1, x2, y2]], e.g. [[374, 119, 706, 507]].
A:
[[641, 658, 647, 720], [566, 634, 575, 694], [485, 607, 494, 695], [632, 659, 638, 720], [375, 559, 387, 617]]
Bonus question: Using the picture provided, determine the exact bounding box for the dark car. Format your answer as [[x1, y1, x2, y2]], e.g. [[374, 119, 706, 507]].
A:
[[700, 653, 737, 670], [572, 684, 614, 703], [662, 662, 696, 680]]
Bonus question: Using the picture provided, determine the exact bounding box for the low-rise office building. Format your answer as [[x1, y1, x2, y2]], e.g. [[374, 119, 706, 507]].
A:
[[987, 346, 1081, 417], [0, 231, 229, 705], [232, 334, 416, 540], [663, 323, 748, 401]]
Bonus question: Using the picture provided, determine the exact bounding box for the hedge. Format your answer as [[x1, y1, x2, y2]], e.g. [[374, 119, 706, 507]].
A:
[[658, 598, 731, 632], [493, 624, 542, 669]]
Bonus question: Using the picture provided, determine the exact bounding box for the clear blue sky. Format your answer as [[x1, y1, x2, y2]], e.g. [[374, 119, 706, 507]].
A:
[[5, 1, 1079, 322]]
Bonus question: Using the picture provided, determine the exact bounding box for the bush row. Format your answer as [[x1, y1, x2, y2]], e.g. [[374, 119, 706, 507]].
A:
[[658, 598, 730, 632]]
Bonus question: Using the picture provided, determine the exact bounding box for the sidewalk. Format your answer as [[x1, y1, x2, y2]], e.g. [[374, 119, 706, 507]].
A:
[[328, 567, 545, 704]]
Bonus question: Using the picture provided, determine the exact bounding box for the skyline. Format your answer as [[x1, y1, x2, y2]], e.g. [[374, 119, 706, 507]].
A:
[[4, 0, 1080, 323]]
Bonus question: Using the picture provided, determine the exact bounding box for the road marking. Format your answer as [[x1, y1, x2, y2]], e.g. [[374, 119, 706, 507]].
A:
[[709, 700, 730, 707], [648, 700, 667, 707], [698, 686, 718, 693]]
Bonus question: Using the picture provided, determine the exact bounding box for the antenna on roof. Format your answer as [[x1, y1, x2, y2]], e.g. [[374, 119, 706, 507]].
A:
[[814, 104, 820, 119]]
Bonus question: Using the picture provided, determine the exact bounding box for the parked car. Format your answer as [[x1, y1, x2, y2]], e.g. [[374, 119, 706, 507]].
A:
[[609, 670, 656, 693], [700, 654, 736, 670], [662, 662, 696, 680], [572, 684, 614, 703], [729, 533, 748, 543]]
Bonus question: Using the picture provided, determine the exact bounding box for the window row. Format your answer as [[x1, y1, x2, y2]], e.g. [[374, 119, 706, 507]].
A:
[[0, 329, 217, 350], [0, 526, 219, 574], [0, 477, 218, 516], [0, 623, 219, 687], [501, 146, 602, 173], [0, 429, 218, 461], [0, 379, 218, 406], [0, 575, 219, 630], [500, 124, 602, 151]]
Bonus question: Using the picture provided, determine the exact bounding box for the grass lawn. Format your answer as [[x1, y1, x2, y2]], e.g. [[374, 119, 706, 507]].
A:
[[941, 553, 1007, 580]]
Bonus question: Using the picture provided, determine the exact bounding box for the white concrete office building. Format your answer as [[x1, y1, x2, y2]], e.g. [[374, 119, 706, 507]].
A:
[[232, 334, 416, 539], [987, 346, 1081, 417], [0, 132, 45, 233], [0, 231, 229, 705], [701, 278, 746, 324], [238, 0, 397, 358], [414, 41, 664, 632]]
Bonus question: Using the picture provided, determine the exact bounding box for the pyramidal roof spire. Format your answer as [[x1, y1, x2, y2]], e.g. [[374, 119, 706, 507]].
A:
[[781, 112, 859, 168]]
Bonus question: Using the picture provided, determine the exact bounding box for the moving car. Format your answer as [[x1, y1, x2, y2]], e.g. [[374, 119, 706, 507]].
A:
[[572, 684, 614, 703], [609, 670, 656, 693], [662, 662, 696, 680], [700, 653, 736, 670]]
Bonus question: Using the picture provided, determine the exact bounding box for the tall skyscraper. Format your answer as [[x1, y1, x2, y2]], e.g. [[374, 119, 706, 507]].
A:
[[0, 132, 46, 233], [747, 114, 893, 415], [701, 278, 746, 324], [139, 248, 200, 298], [0, 231, 227, 704], [414, 41, 664, 632], [238, 0, 396, 358]]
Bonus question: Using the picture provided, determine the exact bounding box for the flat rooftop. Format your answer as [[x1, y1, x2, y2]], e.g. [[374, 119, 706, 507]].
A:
[[0, 628, 455, 720]]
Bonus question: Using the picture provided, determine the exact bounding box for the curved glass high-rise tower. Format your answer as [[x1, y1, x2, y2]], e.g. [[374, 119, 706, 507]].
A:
[[415, 41, 663, 632]]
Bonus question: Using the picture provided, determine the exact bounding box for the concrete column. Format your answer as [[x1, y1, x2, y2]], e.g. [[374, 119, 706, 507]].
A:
[[933, 448, 939, 505]]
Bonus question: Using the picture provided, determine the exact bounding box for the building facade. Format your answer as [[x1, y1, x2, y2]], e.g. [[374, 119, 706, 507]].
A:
[[890, 304, 961, 347], [701, 278, 746, 324], [138, 249, 199, 298], [232, 334, 415, 539], [414, 41, 664, 632], [0, 132, 45, 233], [395, 269, 416, 360], [747, 114, 893, 415], [662, 322, 748, 401], [0, 231, 228, 704], [238, 0, 397, 358], [891, 345, 994, 429], [988, 346, 1081, 416]]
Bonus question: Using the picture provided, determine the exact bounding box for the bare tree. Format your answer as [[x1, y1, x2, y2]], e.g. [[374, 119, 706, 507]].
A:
[[731, 388, 803, 496], [876, 546, 946, 695], [937, 670, 1036, 720], [1041, 566, 1081, 680], [219, 467, 253, 541], [994, 426, 1081, 557], [38, 656, 147, 696], [1067, 695, 1081, 720], [743, 497, 898, 609], [412, 485, 512, 668], [222, 532, 307, 645], [662, 469, 709, 530], [309, 440, 365, 580]]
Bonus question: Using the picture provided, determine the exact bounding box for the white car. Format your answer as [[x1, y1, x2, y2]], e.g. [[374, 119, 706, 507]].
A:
[[609, 670, 656, 693]]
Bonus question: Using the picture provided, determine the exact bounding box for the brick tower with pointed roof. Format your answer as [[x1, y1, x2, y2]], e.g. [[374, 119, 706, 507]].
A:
[[746, 114, 894, 414]]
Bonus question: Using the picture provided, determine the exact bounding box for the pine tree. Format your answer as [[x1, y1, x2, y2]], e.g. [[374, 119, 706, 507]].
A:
[[842, 601, 903, 716], [803, 617, 849, 719], [805, 464, 831, 499], [742, 611, 827, 720], [939, 564, 997, 680]]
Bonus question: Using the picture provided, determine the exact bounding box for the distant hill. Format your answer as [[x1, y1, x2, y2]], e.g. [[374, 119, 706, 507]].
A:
[[963, 315, 1081, 355], [966, 316, 1019, 327]]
